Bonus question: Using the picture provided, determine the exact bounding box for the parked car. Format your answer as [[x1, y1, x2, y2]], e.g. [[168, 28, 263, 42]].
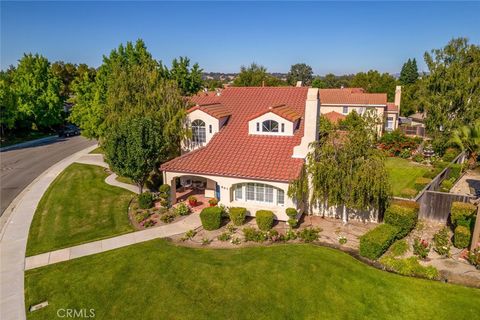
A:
[[58, 125, 80, 137]]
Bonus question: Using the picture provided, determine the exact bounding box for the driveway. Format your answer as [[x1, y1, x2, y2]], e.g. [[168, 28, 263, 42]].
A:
[[0, 136, 96, 216]]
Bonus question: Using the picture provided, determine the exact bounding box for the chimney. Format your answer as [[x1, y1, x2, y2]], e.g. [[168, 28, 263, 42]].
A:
[[395, 85, 402, 112], [293, 88, 320, 158], [296, 81, 302, 87]]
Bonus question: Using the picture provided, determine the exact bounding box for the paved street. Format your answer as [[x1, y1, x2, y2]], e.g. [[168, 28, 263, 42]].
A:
[[0, 136, 96, 215]]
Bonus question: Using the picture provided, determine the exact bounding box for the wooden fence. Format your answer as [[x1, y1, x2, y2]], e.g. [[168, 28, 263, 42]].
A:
[[399, 125, 425, 137], [418, 191, 475, 222]]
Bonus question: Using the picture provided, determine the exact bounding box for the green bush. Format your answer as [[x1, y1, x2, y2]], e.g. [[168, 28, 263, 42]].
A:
[[399, 188, 417, 199], [158, 184, 170, 195], [255, 210, 274, 231], [200, 207, 222, 231], [297, 227, 321, 243], [359, 224, 400, 260], [384, 201, 419, 238], [379, 256, 439, 280], [286, 207, 298, 219], [448, 163, 463, 180], [422, 169, 439, 179], [176, 203, 190, 216], [243, 227, 267, 242], [412, 154, 424, 163], [442, 148, 459, 162], [453, 225, 471, 249], [450, 202, 476, 227], [287, 218, 298, 228], [433, 227, 451, 257], [217, 232, 231, 242], [145, 173, 163, 191], [229, 207, 247, 226], [440, 178, 455, 192], [389, 239, 408, 257], [414, 177, 432, 191], [138, 192, 154, 209]]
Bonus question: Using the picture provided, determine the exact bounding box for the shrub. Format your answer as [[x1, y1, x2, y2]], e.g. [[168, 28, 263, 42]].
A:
[[433, 227, 451, 257], [399, 188, 417, 199], [467, 248, 480, 269], [138, 192, 154, 209], [412, 154, 424, 163], [450, 202, 476, 227], [181, 229, 197, 241], [448, 163, 463, 180], [413, 238, 430, 259], [201, 238, 212, 245], [143, 219, 156, 228], [338, 236, 347, 245], [399, 149, 411, 159], [297, 227, 321, 243], [145, 173, 163, 192], [453, 225, 471, 249], [229, 207, 247, 226], [208, 198, 219, 206], [134, 211, 150, 223], [176, 202, 191, 216], [218, 232, 231, 242], [359, 224, 400, 260], [389, 239, 408, 257], [286, 207, 298, 219], [384, 201, 419, 238], [379, 256, 439, 280], [242, 227, 267, 242], [160, 211, 176, 223], [414, 177, 432, 191], [285, 229, 297, 241], [255, 210, 274, 231], [422, 169, 439, 179], [200, 207, 222, 230], [158, 183, 170, 195], [440, 178, 455, 192], [287, 218, 298, 228], [442, 148, 458, 162]]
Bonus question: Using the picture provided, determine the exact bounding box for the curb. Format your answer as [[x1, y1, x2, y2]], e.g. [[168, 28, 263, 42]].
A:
[[0, 135, 57, 152]]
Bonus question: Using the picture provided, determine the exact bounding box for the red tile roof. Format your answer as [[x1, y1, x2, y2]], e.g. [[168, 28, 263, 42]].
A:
[[322, 111, 346, 124], [319, 88, 387, 105], [248, 104, 301, 122], [161, 87, 308, 182], [386, 102, 399, 112], [187, 103, 231, 119]]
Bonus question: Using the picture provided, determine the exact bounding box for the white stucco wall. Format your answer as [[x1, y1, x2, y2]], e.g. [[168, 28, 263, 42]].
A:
[[248, 112, 295, 136], [165, 171, 295, 221], [183, 109, 227, 151], [320, 104, 386, 135]]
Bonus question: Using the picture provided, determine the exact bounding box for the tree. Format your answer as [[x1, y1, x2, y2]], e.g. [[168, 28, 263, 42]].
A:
[[51, 61, 78, 99], [104, 116, 164, 193], [232, 63, 284, 87], [287, 63, 313, 86], [399, 58, 419, 85], [351, 70, 397, 101], [0, 68, 18, 135], [421, 38, 480, 133], [12, 54, 64, 130], [291, 112, 390, 223], [312, 73, 353, 89], [448, 120, 480, 164], [160, 57, 203, 96]]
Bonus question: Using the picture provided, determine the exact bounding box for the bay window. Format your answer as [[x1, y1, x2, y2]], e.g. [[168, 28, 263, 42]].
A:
[[234, 183, 285, 206]]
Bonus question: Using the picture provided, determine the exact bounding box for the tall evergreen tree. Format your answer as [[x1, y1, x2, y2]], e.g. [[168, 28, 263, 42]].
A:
[[399, 58, 419, 85]]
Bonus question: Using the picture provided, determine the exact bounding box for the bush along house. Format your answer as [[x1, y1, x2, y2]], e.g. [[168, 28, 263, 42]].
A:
[[161, 86, 401, 221]]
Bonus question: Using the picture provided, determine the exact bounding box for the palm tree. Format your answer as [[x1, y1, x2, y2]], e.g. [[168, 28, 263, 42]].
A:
[[449, 120, 480, 166]]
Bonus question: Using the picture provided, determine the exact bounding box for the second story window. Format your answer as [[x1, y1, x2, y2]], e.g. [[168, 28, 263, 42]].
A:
[[192, 119, 206, 144], [343, 106, 348, 114], [262, 120, 279, 132]]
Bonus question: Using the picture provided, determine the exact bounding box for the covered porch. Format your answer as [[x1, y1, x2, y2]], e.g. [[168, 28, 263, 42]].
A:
[[169, 175, 219, 211]]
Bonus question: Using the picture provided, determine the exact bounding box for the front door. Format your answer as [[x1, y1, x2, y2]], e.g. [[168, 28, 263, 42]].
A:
[[215, 184, 220, 200]]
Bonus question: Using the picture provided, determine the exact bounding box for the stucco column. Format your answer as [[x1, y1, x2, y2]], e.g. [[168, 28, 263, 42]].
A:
[[170, 177, 177, 205], [470, 206, 480, 251]]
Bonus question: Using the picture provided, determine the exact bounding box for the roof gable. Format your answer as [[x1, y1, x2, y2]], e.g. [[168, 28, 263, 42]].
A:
[[248, 104, 301, 123], [187, 103, 231, 119]]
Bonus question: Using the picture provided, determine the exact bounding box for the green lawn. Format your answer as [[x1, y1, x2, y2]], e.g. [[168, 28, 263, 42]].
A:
[[26, 163, 135, 256], [89, 146, 103, 154], [385, 157, 431, 197], [25, 240, 479, 320]]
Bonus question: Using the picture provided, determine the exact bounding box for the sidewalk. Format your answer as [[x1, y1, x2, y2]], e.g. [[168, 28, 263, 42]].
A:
[[0, 144, 98, 320], [25, 213, 201, 270]]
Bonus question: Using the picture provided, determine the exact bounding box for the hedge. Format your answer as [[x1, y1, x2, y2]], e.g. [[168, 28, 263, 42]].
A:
[[286, 208, 298, 219], [138, 192, 154, 209], [229, 207, 247, 226], [450, 202, 476, 227], [448, 163, 463, 180], [256, 210, 274, 231], [384, 201, 419, 238], [453, 225, 471, 249], [359, 224, 400, 260], [200, 207, 222, 230], [414, 177, 432, 191]]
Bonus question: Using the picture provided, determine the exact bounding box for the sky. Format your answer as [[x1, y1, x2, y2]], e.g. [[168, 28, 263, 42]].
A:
[[1, 1, 479, 75]]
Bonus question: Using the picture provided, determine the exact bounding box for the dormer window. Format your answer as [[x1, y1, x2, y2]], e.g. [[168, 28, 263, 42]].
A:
[[262, 120, 279, 132], [192, 119, 206, 144]]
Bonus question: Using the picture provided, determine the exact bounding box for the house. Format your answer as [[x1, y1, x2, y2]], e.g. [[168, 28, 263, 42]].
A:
[[399, 112, 426, 137], [161, 86, 401, 221]]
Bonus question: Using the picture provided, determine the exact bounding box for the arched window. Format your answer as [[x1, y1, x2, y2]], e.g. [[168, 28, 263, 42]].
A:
[[192, 119, 206, 144], [262, 120, 279, 132]]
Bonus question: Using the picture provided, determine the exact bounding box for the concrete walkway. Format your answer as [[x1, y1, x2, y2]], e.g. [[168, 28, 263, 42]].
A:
[[0, 144, 99, 320], [25, 213, 201, 270]]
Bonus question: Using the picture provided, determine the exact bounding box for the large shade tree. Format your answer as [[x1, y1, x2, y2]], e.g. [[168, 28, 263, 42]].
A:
[[351, 70, 397, 101], [232, 63, 285, 87], [287, 63, 313, 86], [159, 57, 203, 96]]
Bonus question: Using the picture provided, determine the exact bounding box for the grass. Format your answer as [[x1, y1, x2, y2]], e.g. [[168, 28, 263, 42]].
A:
[[26, 163, 135, 256], [116, 175, 134, 185], [385, 157, 431, 197], [89, 146, 103, 154], [25, 240, 480, 320]]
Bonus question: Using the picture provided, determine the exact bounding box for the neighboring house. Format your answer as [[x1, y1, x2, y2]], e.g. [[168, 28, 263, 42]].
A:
[[399, 112, 426, 137], [161, 86, 401, 221]]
